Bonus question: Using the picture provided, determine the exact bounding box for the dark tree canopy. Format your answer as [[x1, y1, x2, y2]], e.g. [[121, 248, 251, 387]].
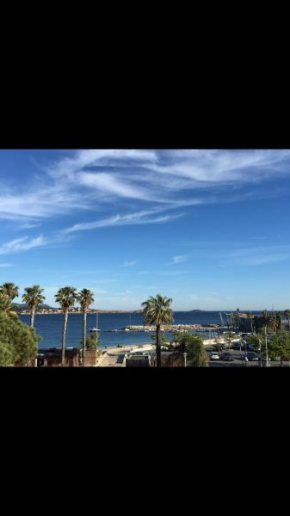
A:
[[84, 332, 100, 350], [173, 332, 209, 367], [0, 313, 40, 366]]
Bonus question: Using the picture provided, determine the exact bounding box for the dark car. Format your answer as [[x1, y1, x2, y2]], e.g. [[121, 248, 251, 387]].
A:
[[245, 352, 259, 361], [247, 344, 261, 352], [221, 352, 234, 361]]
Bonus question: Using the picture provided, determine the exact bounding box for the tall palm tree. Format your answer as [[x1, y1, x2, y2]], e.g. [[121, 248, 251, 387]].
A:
[[55, 287, 78, 366], [78, 289, 94, 366], [247, 312, 254, 333], [284, 309, 290, 332], [142, 294, 173, 367], [22, 285, 45, 328], [0, 282, 19, 301], [275, 312, 282, 331]]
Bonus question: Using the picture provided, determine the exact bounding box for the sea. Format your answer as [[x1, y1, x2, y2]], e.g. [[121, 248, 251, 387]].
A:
[[19, 311, 263, 350]]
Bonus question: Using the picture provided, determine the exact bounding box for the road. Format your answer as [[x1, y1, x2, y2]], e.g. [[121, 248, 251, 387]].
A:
[[96, 345, 290, 367]]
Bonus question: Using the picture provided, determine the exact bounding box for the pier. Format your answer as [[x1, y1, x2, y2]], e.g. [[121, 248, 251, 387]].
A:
[[122, 324, 220, 332]]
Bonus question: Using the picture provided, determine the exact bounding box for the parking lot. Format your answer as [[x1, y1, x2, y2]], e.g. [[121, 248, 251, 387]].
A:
[[205, 346, 290, 367]]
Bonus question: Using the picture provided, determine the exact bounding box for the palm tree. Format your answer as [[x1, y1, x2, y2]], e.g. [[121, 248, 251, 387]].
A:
[[142, 294, 173, 367], [0, 292, 17, 317], [275, 311, 282, 331], [284, 309, 290, 332], [22, 285, 45, 328], [55, 287, 78, 366], [247, 312, 254, 333], [0, 282, 19, 301], [78, 289, 94, 366]]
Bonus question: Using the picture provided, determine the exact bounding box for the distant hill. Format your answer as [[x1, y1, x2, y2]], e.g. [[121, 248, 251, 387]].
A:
[[13, 303, 55, 310]]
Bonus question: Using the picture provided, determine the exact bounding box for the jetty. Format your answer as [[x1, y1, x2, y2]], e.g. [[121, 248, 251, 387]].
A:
[[123, 324, 220, 332]]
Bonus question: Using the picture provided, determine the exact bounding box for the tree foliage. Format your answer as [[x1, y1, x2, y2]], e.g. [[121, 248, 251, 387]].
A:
[[78, 289, 94, 311], [0, 313, 40, 366], [85, 332, 100, 350], [251, 330, 290, 360], [142, 295, 173, 326], [265, 331, 290, 359], [55, 287, 78, 310], [22, 285, 45, 327], [173, 332, 209, 367], [284, 309, 290, 331], [0, 282, 19, 301], [0, 293, 18, 317], [142, 294, 173, 367]]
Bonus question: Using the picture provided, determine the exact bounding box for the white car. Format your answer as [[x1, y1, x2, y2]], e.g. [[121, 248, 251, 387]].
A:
[[210, 353, 220, 360]]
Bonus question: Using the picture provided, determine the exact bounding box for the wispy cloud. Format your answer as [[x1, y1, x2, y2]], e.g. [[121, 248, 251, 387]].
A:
[[62, 209, 183, 234], [2, 149, 290, 259], [169, 255, 188, 265], [3, 149, 290, 225], [123, 261, 137, 267], [0, 236, 45, 255], [0, 233, 73, 256], [0, 263, 12, 267]]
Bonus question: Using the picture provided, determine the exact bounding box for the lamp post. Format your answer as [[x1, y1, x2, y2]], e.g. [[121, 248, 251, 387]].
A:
[[183, 352, 187, 368], [265, 325, 269, 367], [258, 338, 262, 367]]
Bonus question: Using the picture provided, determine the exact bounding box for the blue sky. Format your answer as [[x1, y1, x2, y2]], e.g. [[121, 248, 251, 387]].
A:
[[1, 149, 290, 310]]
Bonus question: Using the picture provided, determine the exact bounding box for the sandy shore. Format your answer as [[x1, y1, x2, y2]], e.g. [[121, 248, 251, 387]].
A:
[[95, 337, 241, 366], [101, 342, 155, 355], [100, 336, 240, 354]]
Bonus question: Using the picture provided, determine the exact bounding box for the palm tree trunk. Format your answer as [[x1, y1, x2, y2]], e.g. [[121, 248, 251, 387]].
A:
[[31, 306, 36, 328], [62, 309, 68, 366], [156, 324, 161, 367], [83, 310, 87, 366]]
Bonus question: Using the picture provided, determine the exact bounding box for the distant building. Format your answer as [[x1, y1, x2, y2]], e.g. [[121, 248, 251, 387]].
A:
[[281, 319, 290, 331], [237, 314, 283, 333], [236, 313, 253, 332]]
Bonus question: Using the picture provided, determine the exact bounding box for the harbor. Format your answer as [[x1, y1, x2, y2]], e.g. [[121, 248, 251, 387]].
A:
[[18, 311, 243, 350]]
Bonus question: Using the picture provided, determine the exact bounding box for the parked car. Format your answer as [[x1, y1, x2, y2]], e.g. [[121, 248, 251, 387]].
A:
[[210, 353, 220, 360], [246, 352, 259, 361], [261, 356, 271, 362], [221, 352, 234, 361], [247, 344, 261, 352]]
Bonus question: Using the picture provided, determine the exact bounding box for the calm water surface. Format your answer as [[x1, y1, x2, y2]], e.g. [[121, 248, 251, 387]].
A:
[[19, 311, 262, 349]]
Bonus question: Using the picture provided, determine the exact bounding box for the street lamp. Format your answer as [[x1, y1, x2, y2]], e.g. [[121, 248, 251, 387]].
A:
[[258, 337, 262, 367], [265, 325, 270, 367], [183, 352, 187, 368]]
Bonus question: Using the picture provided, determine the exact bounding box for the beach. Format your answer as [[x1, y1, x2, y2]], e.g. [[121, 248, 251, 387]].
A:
[[96, 342, 155, 367]]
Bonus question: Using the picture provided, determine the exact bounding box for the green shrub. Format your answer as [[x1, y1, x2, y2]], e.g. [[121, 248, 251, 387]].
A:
[[0, 313, 40, 366]]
